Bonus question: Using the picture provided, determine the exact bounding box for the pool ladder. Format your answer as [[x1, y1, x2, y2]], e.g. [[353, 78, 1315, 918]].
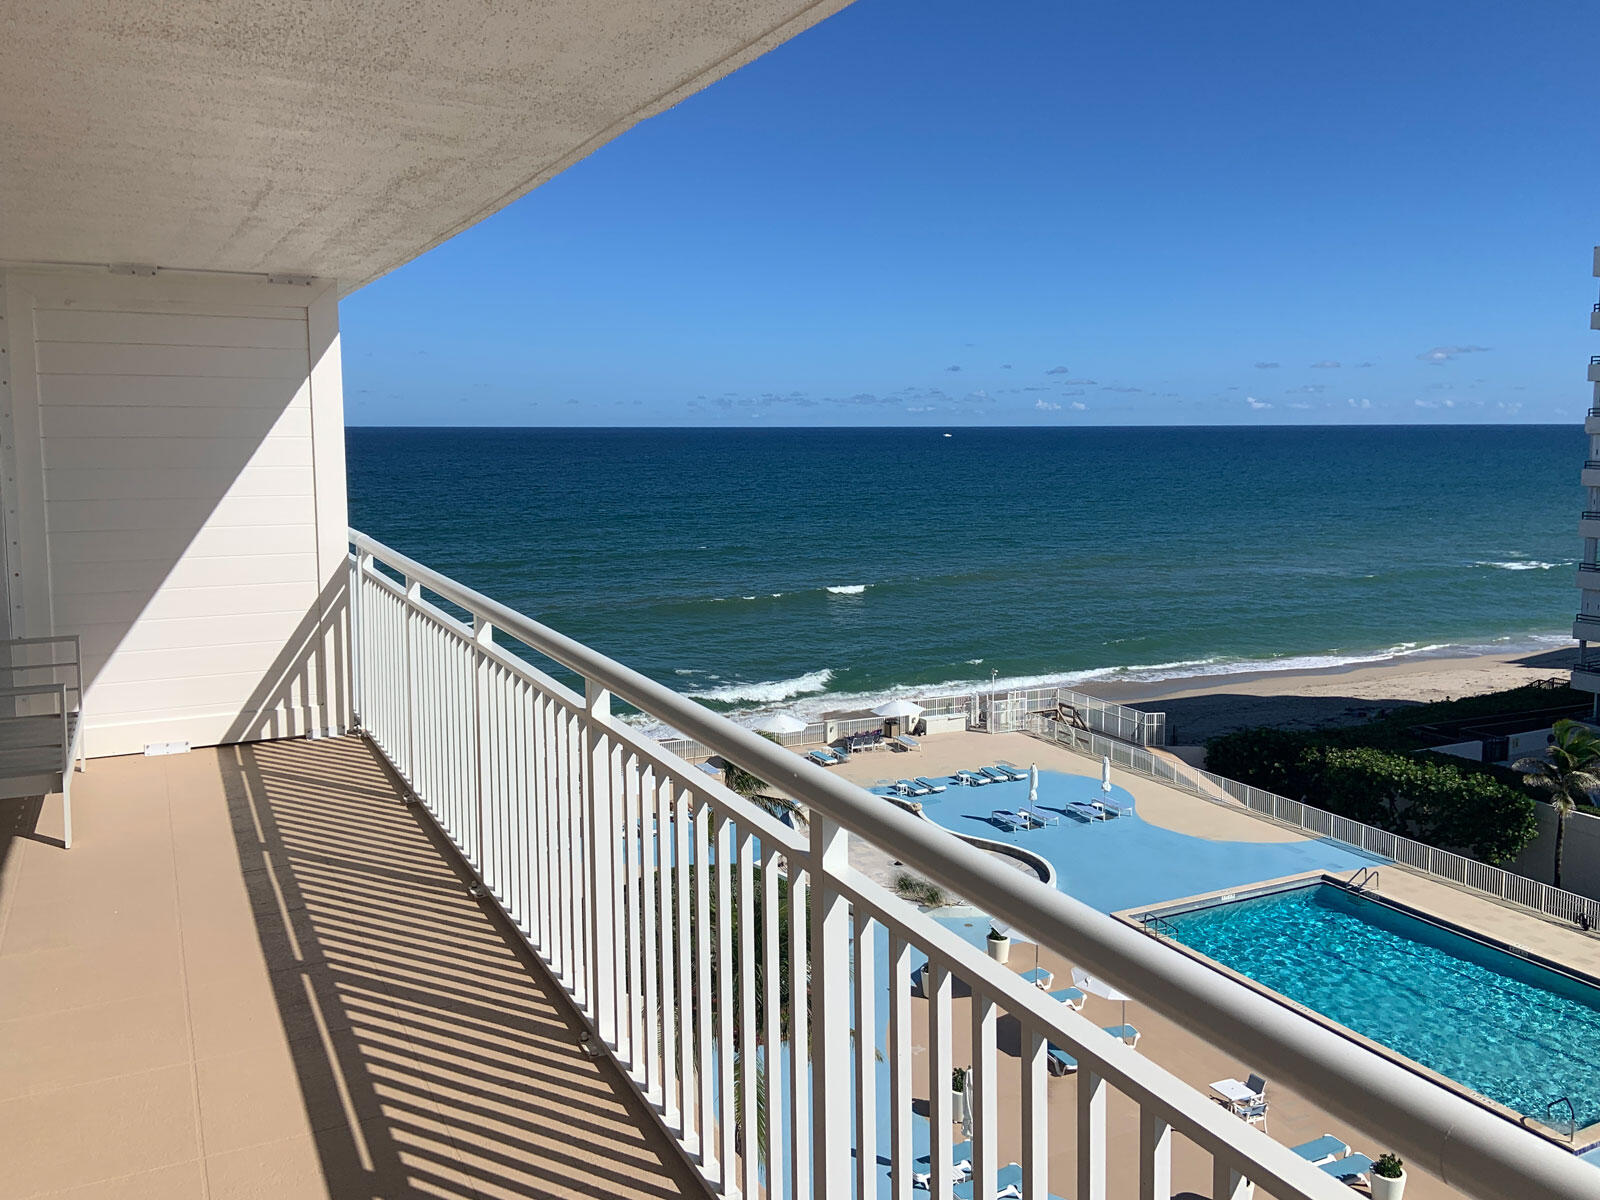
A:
[[1347, 866, 1381, 893], [1141, 912, 1178, 939], [1547, 1096, 1576, 1142]]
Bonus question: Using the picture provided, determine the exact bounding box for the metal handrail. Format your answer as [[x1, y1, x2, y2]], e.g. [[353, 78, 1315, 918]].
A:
[[1348, 866, 1381, 893], [1548, 1097, 1577, 1142], [1591, 355, 1600, 365], [347, 528, 1592, 1200], [1584, 461, 1600, 470]]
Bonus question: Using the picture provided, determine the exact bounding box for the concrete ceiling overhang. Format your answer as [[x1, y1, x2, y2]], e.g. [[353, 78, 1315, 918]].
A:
[[0, 0, 852, 292]]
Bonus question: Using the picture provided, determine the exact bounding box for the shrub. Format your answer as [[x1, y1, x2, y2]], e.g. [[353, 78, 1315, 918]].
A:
[[1205, 728, 1539, 865], [1372, 1153, 1403, 1179], [894, 873, 950, 908]]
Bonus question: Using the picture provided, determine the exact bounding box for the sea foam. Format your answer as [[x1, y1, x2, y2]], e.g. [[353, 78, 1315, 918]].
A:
[[685, 668, 835, 705], [826, 584, 868, 595], [1474, 560, 1571, 571]]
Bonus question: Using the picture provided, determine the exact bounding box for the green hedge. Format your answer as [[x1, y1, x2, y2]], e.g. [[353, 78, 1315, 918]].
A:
[[1205, 727, 1538, 865]]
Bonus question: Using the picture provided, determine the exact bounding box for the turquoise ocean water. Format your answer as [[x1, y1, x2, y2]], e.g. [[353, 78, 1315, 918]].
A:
[[347, 425, 1583, 720]]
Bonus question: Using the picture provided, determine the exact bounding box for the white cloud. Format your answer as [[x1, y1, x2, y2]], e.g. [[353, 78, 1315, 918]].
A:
[[1246, 396, 1272, 410], [1414, 398, 1457, 409], [1069, 401, 1088, 411], [1347, 397, 1371, 410], [1418, 345, 1490, 363], [1035, 398, 1062, 411], [1309, 360, 1341, 369]]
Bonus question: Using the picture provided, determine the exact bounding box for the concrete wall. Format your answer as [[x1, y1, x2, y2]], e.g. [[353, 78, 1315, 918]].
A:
[[0, 266, 349, 756], [1508, 804, 1600, 900]]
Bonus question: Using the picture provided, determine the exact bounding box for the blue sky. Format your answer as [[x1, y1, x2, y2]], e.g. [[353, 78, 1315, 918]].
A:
[[341, 0, 1600, 427]]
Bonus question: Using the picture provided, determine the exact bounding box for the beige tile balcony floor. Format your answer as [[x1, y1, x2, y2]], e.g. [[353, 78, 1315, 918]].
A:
[[0, 736, 702, 1200]]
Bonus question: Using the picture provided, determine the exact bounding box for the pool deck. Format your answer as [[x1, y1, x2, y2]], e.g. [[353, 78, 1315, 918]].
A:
[[807, 728, 1600, 1196]]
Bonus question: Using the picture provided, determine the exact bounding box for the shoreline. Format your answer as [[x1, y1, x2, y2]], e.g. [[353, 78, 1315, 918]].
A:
[[1079, 642, 1582, 743]]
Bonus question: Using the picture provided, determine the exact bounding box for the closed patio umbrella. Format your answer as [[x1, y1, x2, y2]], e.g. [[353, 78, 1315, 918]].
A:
[[1028, 762, 1039, 806], [1101, 754, 1113, 794], [1072, 966, 1131, 1031]]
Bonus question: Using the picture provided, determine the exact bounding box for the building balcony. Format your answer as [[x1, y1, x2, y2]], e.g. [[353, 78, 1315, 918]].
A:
[[1580, 511, 1600, 540], [1592, 303, 1600, 331], [1589, 356, 1600, 383], [2, 532, 1595, 1200], [1582, 460, 1600, 489]]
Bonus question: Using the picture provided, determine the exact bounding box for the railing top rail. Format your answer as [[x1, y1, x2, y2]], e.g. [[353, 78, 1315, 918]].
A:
[[348, 528, 1592, 1200]]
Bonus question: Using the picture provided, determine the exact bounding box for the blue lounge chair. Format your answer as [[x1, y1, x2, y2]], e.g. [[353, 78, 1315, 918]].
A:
[[1047, 1025, 1142, 1075], [954, 770, 990, 786], [1066, 800, 1105, 822], [1291, 1136, 1350, 1167], [995, 760, 1031, 780], [1019, 967, 1054, 988], [953, 1163, 1021, 1200], [806, 749, 837, 767], [1320, 1154, 1375, 1184], [1047, 986, 1086, 1009], [896, 778, 932, 797], [914, 776, 947, 793], [1098, 795, 1131, 818], [1020, 803, 1058, 826], [978, 766, 1013, 782], [895, 734, 921, 752], [991, 808, 1038, 832]]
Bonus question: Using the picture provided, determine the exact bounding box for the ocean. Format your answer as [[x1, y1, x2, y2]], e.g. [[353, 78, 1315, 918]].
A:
[[347, 425, 1583, 720]]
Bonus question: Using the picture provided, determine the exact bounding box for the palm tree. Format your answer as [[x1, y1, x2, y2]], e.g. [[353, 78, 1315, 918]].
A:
[[1513, 718, 1600, 890], [721, 733, 801, 822]]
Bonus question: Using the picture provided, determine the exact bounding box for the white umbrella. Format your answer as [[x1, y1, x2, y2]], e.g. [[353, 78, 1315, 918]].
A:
[[872, 699, 924, 719], [1028, 762, 1039, 806], [749, 712, 808, 735], [1101, 754, 1113, 794], [1072, 966, 1131, 1031]]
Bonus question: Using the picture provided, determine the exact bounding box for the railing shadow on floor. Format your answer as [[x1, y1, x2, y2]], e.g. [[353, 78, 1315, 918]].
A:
[[215, 734, 704, 1199]]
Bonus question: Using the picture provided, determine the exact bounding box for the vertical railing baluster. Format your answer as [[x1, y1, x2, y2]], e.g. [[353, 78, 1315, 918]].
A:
[[656, 774, 678, 1129], [715, 812, 737, 1190], [971, 989, 997, 1200], [1212, 1153, 1249, 1200], [928, 960, 954, 1200], [471, 617, 491, 880], [675, 784, 696, 1154], [1021, 1025, 1048, 1200], [737, 825, 757, 1200], [787, 865, 810, 1200], [1079, 1069, 1107, 1200], [809, 815, 851, 1200], [1139, 1106, 1172, 1200], [694, 795, 718, 1184], [760, 840, 783, 1200], [639, 762, 660, 1103], [854, 913, 877, 1200], [402, 577, 419, 785], [888, 934, 912, 1200], [623, 752, 644, 1074]]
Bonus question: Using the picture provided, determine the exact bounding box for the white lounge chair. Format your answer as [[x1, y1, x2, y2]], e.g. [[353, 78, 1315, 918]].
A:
[[0, 635, 86, 848]]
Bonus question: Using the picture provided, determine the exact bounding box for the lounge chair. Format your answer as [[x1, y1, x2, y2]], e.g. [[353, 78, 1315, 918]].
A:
[[1019, 967, 1054, 989], [1019, 803, 1058, 826], [914, 776, 947, 793], [896, 778, 931, 797], [895, 734, 920, 752], [1291, 1136, 1350, 1167], [1046, 986, 1086, 1010], [995, 760, 1031, 779], [806, 749, 836, 767], [991, 808, 1037, 832], [954, 770, 990, 786], [978, 766, 1013, 782], [1046, 1026, 1136, 1076], [1098, 795, 1131, 818], [1319, 1154, 1375, 1185], [1103, 1024, 1141, 1047], [953, 1164, 1021, 1200], [1066, 800, 1105, 822]]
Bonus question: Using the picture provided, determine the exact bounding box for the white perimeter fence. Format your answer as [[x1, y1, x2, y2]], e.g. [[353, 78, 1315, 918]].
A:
[[1028, 715, 1600, 930]]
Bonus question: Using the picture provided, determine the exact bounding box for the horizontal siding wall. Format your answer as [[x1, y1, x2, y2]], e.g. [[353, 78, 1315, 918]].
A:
[[1, 268, 349, 756]]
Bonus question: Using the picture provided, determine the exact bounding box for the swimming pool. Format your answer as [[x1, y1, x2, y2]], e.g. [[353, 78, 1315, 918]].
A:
[[1154, 882, 1600, 1130]]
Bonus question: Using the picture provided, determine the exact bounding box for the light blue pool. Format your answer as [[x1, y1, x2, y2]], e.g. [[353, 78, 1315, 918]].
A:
[[1156, 883, 1600, 1128]]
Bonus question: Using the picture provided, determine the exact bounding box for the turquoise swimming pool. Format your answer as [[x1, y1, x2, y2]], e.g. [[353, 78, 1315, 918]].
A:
[[1156, 883, 1600, 1129]]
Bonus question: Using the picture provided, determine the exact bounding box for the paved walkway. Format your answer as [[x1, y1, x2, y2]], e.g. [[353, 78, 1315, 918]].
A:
[[0, 736, 702, 1200]]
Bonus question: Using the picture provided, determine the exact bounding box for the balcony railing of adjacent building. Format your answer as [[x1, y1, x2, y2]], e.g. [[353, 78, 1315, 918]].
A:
[[345, 529, 1594, 1200]]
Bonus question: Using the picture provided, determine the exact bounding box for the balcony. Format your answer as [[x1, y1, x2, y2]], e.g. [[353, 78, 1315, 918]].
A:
[[2, 531, 1595, 1200], [1581, 511, 1600, 540], [1589, 355, 1600, 384], [0, 736, 700, 1199], [1592, 303, 1600, 331], [1582, 461, 1600, 489]]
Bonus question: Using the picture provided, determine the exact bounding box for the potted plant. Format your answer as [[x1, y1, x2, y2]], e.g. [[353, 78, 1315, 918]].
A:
[[986, 926, 1011, 964], [951, 1066, 971, 1126], [1370, 1153, 1405, 1200]]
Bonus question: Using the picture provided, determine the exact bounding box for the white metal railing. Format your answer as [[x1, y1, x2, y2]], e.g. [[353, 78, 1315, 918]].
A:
[[347, 529, 1594, 1200], [1029, 716, 1600, 930]]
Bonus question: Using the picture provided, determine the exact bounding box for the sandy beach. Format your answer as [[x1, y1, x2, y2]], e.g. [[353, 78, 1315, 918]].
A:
[[1079, 642, 1582, 745]]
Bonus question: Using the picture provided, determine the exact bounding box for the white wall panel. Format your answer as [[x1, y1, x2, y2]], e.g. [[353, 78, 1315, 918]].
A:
[[0, 267, 350, 757]]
